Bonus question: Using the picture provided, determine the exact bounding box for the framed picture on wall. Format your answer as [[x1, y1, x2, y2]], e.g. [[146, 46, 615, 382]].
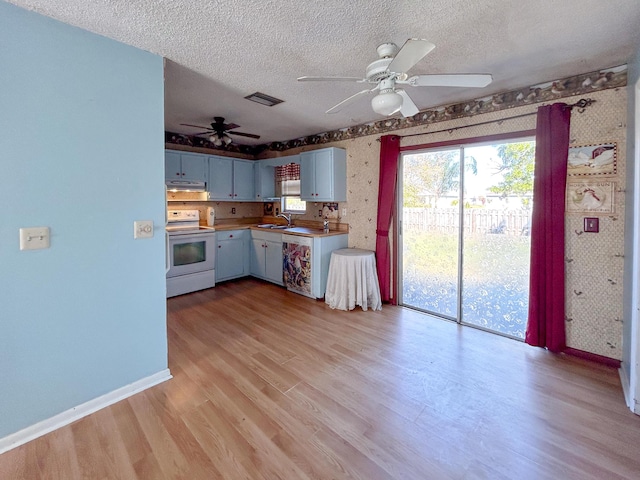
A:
[[322, 202, 339, 219], [567, 142, 617, 177], [566, 180, 615, 214]]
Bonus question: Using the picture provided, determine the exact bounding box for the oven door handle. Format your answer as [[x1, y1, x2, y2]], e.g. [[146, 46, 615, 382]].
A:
[[165, 231, 170, 274]]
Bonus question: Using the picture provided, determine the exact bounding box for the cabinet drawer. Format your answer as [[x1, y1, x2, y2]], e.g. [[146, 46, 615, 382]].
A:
[[217, 229, 246, 241]]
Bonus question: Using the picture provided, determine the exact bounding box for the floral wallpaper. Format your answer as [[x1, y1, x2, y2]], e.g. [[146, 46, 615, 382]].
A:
[[563, 88, 627, 359]]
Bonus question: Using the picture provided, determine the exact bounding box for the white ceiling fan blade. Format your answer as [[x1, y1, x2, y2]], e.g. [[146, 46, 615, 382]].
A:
[[406, 74, 493, 88], [326, 86, 378, 114], [398, 90, 419, 117], [388, 39, 435, 73], [298, 76, 365, 82]]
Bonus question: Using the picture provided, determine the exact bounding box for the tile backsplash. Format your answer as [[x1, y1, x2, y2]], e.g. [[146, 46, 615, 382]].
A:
[[167, 192, 348, 227], [167, 192, 263, 223]]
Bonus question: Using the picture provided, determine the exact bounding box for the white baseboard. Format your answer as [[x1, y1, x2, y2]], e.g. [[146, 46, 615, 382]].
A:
[[0, 369, 172, 455], [619, 364, 631, 410]]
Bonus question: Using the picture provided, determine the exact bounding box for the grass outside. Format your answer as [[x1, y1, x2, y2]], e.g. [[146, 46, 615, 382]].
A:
[[402, 230, 530, 338]]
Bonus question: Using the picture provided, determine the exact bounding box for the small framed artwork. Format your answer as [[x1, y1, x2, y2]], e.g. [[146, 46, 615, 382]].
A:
[[566, 180, 615, 214], [322, 202, 339, 219], [567, 143, 617, 177]]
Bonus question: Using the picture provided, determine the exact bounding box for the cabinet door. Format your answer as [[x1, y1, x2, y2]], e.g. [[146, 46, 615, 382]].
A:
[[265, 240, 283, 284], [255, 164, 275, 201], [300, 152, 315, 200], [233, 160, 255, 201], [165, 151, 182, 180], [312, 149, 334, 201], [250, 238, 266, 278], [208, 156, 234, 199], [216, 238, 245, 281], [180, 154, 207, 182]]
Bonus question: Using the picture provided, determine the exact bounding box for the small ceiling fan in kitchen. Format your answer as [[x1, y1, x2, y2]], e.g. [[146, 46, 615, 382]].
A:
[[181, 117, 260, 146], [298, 38, 493, 117]]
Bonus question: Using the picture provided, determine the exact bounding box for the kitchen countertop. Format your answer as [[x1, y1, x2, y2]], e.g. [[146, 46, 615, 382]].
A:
[[212, 223, 347, 238]]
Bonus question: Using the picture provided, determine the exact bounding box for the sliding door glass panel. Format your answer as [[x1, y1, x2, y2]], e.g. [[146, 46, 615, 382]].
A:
[[401, 149, 461, 318], [460, 142, 534, 338]]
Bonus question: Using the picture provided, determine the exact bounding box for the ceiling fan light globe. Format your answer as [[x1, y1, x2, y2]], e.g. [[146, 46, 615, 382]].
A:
[[371, 91, 403, 116], [223, 135, 233, 145]]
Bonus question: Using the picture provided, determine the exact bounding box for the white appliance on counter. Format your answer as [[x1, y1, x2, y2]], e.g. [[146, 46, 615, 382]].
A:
[[166, 209, 216, 298], [206, 206, 215, 227]]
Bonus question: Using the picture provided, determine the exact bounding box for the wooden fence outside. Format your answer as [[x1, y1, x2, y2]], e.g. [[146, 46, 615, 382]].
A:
[[403, 208, 532, 236]]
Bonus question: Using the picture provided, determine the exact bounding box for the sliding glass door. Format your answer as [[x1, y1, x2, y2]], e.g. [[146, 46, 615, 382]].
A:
[[400, 148, 461, 319], [399, 138, 534, 339]]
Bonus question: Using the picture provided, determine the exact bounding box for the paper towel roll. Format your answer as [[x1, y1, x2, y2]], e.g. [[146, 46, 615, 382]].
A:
[[206, 207, 215, 226]]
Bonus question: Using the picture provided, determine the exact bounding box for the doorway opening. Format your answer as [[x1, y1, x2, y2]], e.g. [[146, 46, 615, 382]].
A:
[[398, 137, 535, 339]]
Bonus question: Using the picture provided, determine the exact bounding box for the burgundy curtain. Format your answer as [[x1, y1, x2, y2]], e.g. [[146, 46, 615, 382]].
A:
[[376, 135, 401, 303], [275, 163, 300, 181], [525, 103, 571, 352]]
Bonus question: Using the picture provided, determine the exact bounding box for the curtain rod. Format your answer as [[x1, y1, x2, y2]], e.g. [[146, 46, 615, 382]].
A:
[[385, 98, 596, 140]]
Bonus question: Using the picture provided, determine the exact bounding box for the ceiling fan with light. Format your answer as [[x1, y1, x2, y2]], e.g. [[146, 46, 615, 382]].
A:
[[181, 117, 260, 146], [298, 39, 492, 117]]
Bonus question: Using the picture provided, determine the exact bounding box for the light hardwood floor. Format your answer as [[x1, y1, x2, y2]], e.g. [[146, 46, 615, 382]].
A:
[[2, 278, 640, 479]]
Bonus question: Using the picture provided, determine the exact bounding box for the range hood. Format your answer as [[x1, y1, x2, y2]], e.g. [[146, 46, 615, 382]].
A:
[[165, 180, 206, 192]]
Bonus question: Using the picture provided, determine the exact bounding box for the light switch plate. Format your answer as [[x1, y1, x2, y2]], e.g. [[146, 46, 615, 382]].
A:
[[20, 227, 50, 250], [584, 217, 599, 233], [134, 220, 154, 239]]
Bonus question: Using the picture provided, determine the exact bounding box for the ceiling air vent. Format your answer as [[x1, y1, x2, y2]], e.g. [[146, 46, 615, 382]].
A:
[[244, 92, 284, 107]]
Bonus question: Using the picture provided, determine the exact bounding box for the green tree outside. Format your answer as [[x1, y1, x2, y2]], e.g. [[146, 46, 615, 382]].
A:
[[488, 142, 535, 203]]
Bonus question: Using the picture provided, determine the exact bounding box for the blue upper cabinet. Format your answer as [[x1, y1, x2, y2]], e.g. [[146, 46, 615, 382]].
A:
[[300, 147, 347, 202], [165, 151, 182, 180], [208, 156, 255, 201], [165, 150, 207, 182], [208, 156, 234, 199], [233, 159, 255, 201], [255, 163, 276, 201], [254, 154, 300, 201], [181, 153, 208, 181]]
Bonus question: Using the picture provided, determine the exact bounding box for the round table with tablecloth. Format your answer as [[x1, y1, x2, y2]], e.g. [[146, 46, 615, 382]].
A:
[[325, 248, 382, 311]]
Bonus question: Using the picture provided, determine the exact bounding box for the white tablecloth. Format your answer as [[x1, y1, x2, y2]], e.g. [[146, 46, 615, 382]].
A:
[[325, 248, 382, 311]]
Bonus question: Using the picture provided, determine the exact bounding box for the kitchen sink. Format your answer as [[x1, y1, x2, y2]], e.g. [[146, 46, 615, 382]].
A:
[[283, 227, 323, 234], [256, 224, 288, 229]]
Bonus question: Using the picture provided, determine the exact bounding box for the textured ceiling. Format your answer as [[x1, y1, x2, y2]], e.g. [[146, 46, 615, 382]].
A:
[[7, 0, 640, 146]]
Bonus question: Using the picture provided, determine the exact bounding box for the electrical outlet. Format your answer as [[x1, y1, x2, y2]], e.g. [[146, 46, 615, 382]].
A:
[[231, 207, 236, 214], [342, 208, 347, 217], [134, 220, 154, 239]]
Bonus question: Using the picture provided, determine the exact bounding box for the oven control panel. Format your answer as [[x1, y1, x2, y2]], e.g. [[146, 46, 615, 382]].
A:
[[168, 209, 200, 223]]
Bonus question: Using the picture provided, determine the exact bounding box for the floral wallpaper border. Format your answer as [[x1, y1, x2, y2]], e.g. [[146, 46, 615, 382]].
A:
[[165, 65, 627, 155]]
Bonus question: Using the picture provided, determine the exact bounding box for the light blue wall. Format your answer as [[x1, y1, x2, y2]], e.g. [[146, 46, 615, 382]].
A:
[[623, 46, 640, 393], [0, 2, 167, 438]]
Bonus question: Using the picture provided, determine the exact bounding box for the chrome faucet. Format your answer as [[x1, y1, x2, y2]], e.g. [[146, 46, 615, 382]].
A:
[[276, 213, 292, 227]]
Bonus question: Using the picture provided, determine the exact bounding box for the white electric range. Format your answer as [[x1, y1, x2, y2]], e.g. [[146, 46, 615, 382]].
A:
[[166, 210, 216, 297]]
